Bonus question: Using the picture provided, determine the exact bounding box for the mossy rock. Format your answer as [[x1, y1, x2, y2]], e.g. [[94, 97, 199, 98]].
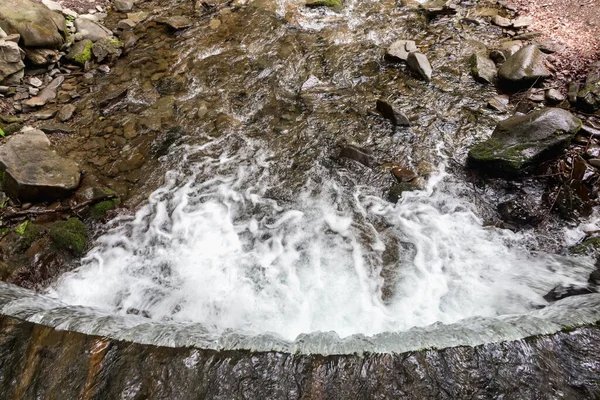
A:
[[571, 237, 600, 255], [388, 182, 420, 203], [12, 222, 44, 253], [468, 108, 581, 177], [49, 218, 88, 255], [89, 198, 120, 220], [66, 39, 93, 66], [306, 0, 342, 10]]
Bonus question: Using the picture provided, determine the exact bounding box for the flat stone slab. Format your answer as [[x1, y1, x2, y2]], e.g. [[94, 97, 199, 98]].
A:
[[0, 127, 80, 202]]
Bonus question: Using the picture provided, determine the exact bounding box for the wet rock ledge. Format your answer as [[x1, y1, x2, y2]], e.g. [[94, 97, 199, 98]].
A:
[[0, 315, 599, 399]]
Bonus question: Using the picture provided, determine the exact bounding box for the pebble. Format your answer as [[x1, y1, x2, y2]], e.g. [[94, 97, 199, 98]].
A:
[[97, 65, 110, 74], [512, 16, 533, 28], [29, 77, 43, 88], [57, 104, 76, 122], [492, 15, 511, 28], [28, 87, 39, 96], [545, 88, 565, 103]]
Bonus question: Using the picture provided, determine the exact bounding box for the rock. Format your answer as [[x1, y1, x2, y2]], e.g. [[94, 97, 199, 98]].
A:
[[57, 104, 76, 122], [4, 34, 19, 43], [38, 121, 73, 134], [468, 108, 581, 177], [91, 37, 122, 63], [114, 0, 134, 12], [420, 0, 457, 17], [497, 40, 522, 58], [0, 40, 25, 83], [0, 0, 65, 49], [24, 76, 64, 107], [376, 99, 410, 127], [391, 167, 417, 182], [29, 77, 43, 88], [49, 218, 88, 255], [577, 62, 600, 113], [339, 145, 373, 167], [305, 0, 342, 9], [545, 88, 565, 103], [117, 30, 138, 51], [159, 16, 193, 30], [33, 109, 57, 120], [126, 11, 148, 23], [74, 18, 112, 42], [588, 158, 600, 169], [469, 52, 497, 84], [567, 82, 580, 104], [117, 19, 136, 31], [543, 285, 593, 302], [41, 0, 62, 12], [489, 49, 506, 65], [498, 44, 551, 85], [406, 52, 432, 81], [0, 127, 81, 202], [66, 39, 93, 66], [388, 182, 419, 203], [527, 90, 545, 102], [385, 40, 417, 63], [24, 48, 59, 66], [512, 16, 533, 28], [487, 95, 510, 112], [491, 15, 511, 27]]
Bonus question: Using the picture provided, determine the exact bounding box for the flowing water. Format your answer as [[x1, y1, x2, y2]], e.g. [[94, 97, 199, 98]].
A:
[[2, 0, 600, 357]]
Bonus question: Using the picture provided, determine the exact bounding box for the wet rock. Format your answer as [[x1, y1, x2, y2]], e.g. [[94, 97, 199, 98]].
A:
[[497, 198, 543, 227], [38, 121, 74, 134], [385, 40, 417, 63], [468, 108, 581, 177], [159, 16, 193, 30], [527, 90, 545, 102], [0, 127, 80, 202], [24, 76, 64, 107], [57, 104, 76, 122], [305, 0, 342, 9], [491, 15, 511, 27], [0, 0, 65, 49], [117, 19, 136, 31], [543, 285, 594, 302], [75, 18, 112, 42], [388, 182, 419, 203], [577, 62, 600, 113], [376, 99, 410, 127], [25, 48, 59, 66], [91, 37, 123, 63], [498, 45, 551, 85], [487, 95, 510, 112], [339, 145, 373, 167], [406, 52, 432, 81], [420, 0, 457, 17], [49, 218, 88, 255], [33, 109, 57, 120], [545, 89, 565, 103], [98, 86, 128, 107], [391, 167, 417, 182], [0, 40, 25, 83], [66, 39, 93, 66], [117, 31, 138, 52], [469, 52, 497, 84], [114, 0, 134, 12]]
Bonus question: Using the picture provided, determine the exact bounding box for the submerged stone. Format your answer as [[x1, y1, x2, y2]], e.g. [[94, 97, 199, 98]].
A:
[[376, 99, 410, 126], [0, 127, 81, 202], [498, 44, 551, 85], [468, 108, 581, 177]]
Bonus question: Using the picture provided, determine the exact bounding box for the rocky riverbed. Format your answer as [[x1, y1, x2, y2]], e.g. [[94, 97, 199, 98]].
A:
[[0, 0, 600, 397]]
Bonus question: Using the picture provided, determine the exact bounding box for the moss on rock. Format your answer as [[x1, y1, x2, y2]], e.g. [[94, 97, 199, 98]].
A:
[[306, 0, 342, 9], [571, 237, 600, 255], [89, 198, 120, 220], [67, 39, 93, 66], [49, 218, 88, 255]]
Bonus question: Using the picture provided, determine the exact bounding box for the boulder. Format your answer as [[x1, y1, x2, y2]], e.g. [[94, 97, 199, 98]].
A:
[[376, 99, 410, 126], [66, 39, 93, 66], [577, 62, 600, 113], [469, 52, 497, 84], [159, 16, 193, 30], [25, 48, 59, 66], [91, 37, 122, 63], [0, 127, 80, 202], [0, 40, 24, 83], [468, 108, 581, 177], [385, 40, 417, 62], [75, 18, 112, 42], [0, 0, 65, 49], [114, 0, 134, 12], [406, 52, 432, 81], [498, 44, 551, 85]]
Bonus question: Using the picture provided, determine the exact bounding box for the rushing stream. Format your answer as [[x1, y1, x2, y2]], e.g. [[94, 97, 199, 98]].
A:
[[1, 0, 600, 357]]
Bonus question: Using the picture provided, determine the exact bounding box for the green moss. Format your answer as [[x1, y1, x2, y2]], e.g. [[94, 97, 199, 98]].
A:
[[89, 198, 120, 220], [14, 222, 44, 252], [306, 0, 342, 8], [49, 218, 88, 255], [73, 41, 93, 66], [571, 237, 600, 255]]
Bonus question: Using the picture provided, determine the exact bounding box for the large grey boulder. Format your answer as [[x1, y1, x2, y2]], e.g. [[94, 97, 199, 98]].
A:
[[75, 18, 112, 42], [0, 0, 65, 49], [498, 44, 551, 84], [468, 108, 581, 177], [0, 127, 81, 202], [0, 40, 24, 83]]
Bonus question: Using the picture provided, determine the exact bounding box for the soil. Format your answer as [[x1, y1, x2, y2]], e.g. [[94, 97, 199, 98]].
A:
[[509, 0, 600, 84]]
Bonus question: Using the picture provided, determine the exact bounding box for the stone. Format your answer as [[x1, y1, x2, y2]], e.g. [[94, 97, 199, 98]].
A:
[[512, 16, 533, 28], [0, 0, 65, 49], [29, 77, 43, 87], [114, 0, 134, 12], [487, 95, 510, 112], [74, 17, 112, 41], [546, 89, 565, 103], [160, 16, 193, 30], [127, 11, 148, 23], [39, 121, 74, 134], [66, 39, 93, 66], [388, 182, 419, 203], [577, 63, 600, 113], [305, 0, 342, 9], [91, 37, 122, 63], [376, 99, 410, 126], [57, 104, 76, 122], [491, 15, 511, 27], [470, 52, 497, 84], [0, 40, 25, 83], [385, 40, 417, 62], [498, 44, 551, 85], [339, 145, 373, 167], [527, 90, 545, 102], [0, 127, 81, 202], [25, 48, 60, 66], [497, 40, 522, 57], [24, 76, 64, 107], [41, 0, 62, 12], [117, 19, 136, 30], [568, 82, 580, 104], [420, 0, 457, 17], [468, 108, 581, 177], [489, 49, 506, 65], [406, 52, 432, 81], [33, 109, 57, 120]]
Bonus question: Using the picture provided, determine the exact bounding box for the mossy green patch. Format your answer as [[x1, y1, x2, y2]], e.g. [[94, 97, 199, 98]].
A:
[[571, 237, 600, 255], [89, 198, 120, 220], [74, 41, 93, 65], [306, 0, 342, 8], [49, 218, 88, 255]]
